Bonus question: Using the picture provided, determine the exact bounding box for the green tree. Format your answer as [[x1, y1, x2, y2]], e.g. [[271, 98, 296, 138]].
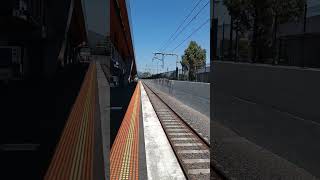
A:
[[248, 0, 272, 62], [224, 0, 305, 62], [141, 72, 151, 78], [181, 41, 206, 81], [225, 0, 271, 62], [223, 0, 251, 33], [224, 0, 251, 61], [270, 0, 306, 63]]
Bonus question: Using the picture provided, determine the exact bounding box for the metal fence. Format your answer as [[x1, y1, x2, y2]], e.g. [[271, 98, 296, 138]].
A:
[[213, 1, 320, 68], [149, 64, 210, 83], [213, 32, 320, 68]]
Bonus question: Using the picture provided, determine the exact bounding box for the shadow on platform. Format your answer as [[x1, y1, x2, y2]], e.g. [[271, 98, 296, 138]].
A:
[[110, 83, 137, 146]]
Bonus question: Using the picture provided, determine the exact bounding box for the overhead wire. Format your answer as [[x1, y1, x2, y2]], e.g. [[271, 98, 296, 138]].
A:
[[162, 0, 210, 52], [171, 18, 210, 52], [158, 0, 205, 52]]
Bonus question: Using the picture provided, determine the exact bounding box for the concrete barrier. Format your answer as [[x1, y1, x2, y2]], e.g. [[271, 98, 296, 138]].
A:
[[213, 61, 320, 122], [144, 79, 210, 117], [212, 61, 320, 178]]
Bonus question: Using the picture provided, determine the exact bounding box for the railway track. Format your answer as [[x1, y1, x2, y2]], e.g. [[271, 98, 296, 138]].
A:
[[142, 82, 225, 180]]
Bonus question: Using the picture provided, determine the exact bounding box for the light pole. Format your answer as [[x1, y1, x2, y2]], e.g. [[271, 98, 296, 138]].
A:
[[301, 1, 308, 67], [152, 56, 161, 75], [303, 2, 307, 33], [212, 0, 221, 62], [176, 55, 179, 80], [221, 11, 227, 61], [229, 17, 233, 60]]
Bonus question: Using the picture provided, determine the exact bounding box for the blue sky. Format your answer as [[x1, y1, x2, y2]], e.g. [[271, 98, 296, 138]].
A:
[[130, 0, 210, 74]]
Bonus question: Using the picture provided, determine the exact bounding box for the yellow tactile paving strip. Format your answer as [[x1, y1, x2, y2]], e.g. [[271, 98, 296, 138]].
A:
[[110, 82, 141, 180], [45, 62, 97, 180]]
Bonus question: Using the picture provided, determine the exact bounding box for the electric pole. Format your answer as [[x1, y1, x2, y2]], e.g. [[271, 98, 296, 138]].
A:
[[152, 52, 180, 79]]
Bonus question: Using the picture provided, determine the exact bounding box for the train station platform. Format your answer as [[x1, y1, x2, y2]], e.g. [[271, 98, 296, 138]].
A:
[[44, 62, 105, 180], [42, 60, 210, 179], [110, 82, 186, 179], [1, 62, 89, 179], [110, 79, 218, 179], [40, 58, 318, 180], [110, 78, 318, 180]]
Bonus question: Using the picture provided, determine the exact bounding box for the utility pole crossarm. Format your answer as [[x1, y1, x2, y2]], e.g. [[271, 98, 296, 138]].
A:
[[152, 52, 180, 79]]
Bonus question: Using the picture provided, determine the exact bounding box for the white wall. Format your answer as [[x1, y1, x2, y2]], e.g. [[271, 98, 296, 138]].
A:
[[146, 79, 210, 117]]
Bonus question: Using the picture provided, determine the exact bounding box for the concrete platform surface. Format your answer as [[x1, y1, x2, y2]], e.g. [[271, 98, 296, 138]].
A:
[[140, 82, 186, 180]]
